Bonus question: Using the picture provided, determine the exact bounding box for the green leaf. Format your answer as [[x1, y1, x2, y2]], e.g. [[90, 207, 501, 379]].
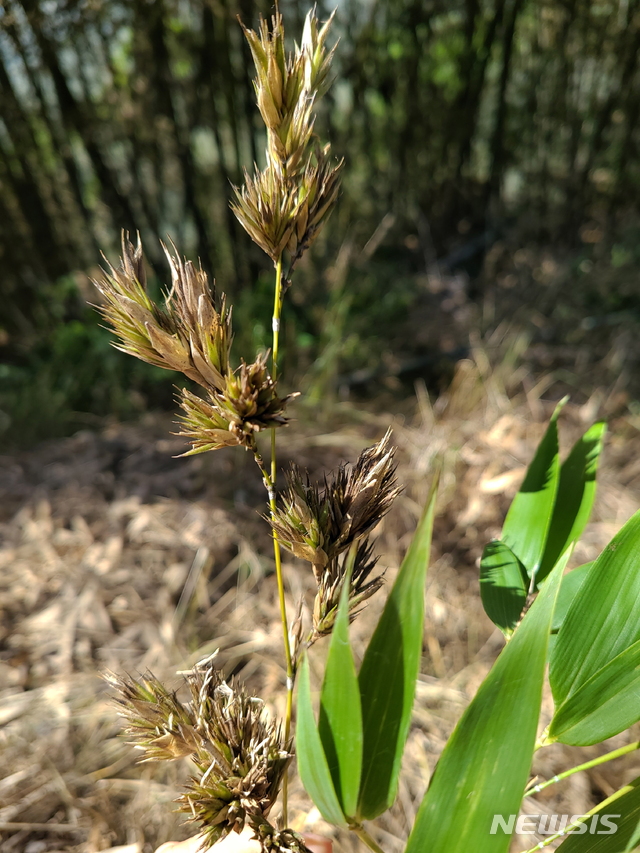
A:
[[552, 563, 593, 634], [405, 553, 567, 853], [356, 477, 438, 821], [549, 638, 640, 745], [537, 422, 606, 584], [479, 539, 528, 635], [318, 553, 363, 819], [555, 776, 640, 852], [550, 511, 640, 710], [625, 817, 640, 853], [501, 400, 565, 581], [296, 655, 347, 828]]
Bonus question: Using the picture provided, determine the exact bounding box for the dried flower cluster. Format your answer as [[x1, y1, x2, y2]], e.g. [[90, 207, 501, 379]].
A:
[[107, 659, 302, 851], [270, 430, 400, 638], [232, 10, 342, 268], [100, 12, 401, 850], [95, 234, 292, 453], [178, 355, 296, 453]]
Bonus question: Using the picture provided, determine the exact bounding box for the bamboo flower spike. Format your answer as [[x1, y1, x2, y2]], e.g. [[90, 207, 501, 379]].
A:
[[239, 8, 336, 176], [231, 9, 342, 830], [232, 8, 343, 274], [94, 233, 232, 393], [95, 233, 295, 454], [107, 660, 310, 853], [177, 356, 297, 455], [269, 430, 401, 637]]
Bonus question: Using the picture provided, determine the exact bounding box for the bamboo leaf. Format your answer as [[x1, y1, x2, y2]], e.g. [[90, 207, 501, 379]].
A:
[[501, 400, 565, 580], [549, 638, 640, 746], [537, 422, 606, 584], [550, 511, 640, 710], [625, 817, 640, 853], [356, 476, 438, 821], [555, 777, 640, 852], [405, 553, 567, 853], [479, 539, 528, 635], [552, 563, 593, 634], [318, 554, 362, 818], [296, 655, 347, 828]]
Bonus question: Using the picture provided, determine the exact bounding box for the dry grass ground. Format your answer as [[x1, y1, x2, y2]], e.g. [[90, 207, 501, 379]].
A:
[[2, 335, 640, 853]]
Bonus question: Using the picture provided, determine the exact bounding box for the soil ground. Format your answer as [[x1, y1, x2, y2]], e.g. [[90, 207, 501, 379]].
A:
[[2, 347, 640, 853]]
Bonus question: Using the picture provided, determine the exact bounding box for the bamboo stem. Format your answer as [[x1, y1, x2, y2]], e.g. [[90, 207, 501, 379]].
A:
[[525, 740, 640, 796], [268, 255, 294, 826], [350, 824, 386, 853]]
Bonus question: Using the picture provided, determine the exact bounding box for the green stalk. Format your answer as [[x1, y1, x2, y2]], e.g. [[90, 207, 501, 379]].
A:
[[525, 740, 640, 796], [350, 824, 386, 853], [269, 255, 294, 826]]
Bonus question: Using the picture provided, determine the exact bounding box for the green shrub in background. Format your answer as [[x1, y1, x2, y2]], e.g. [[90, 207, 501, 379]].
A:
[[0, 276, 177, 446]]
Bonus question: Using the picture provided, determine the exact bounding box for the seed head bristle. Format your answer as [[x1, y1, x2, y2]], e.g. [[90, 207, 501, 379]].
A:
[[234, 9, 342, 267], [269, 430, 400, 633], [178, 664, 292, 849], [313, 539, 384, 638], [94, 233, 232, 393], [176, 354, 298, 454], [107, 662, 294, 851]]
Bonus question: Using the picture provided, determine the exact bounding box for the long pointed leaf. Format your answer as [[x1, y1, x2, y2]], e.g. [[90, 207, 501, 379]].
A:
[[550, 510, 640, 709], [405, 553, 567, 853], [537, 422, 606, 584], [318, 555, 362, 818], [296, 655, 347, 828], [356, 477, 438, 821], [549, 638, 640, 746], [479, 539, 528, 635], [548, 562, 593, 659], [502, 400, 564, 580], [552, 563, 593, 634]]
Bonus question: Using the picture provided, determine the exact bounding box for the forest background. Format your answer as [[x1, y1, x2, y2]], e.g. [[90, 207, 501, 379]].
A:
[[2, 0, 640, 443]]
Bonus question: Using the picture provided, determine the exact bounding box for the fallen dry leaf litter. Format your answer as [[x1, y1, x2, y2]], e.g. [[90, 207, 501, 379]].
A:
[[2, 356, 640, 853]]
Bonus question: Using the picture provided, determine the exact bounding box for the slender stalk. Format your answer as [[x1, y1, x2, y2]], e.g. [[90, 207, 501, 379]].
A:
[[271, 256, 284, 477], [525, 740, 640, 796], [350, 824, 386, 853], [267, 255, 294, 826]]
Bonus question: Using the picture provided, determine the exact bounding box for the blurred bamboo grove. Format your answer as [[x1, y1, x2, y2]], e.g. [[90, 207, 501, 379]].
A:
[[2, 0, 640, 439]]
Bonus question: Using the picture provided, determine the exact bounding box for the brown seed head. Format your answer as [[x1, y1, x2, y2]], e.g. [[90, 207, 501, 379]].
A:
[[162, 241, 232, 392], [271, 430, 399, 569], [94, 233, 231, 393], [241, 9, 334, 176], [270, 431, 399, 632], [105, 670, 203, 763], [107, 661, 292, 851], [286, 145, 343, 261], [235, 10, 341, 267], [94, 233, 184, 372], [312, 539, 384, 638], [179, 663, 292, 848], [323, 428, 400, 554], [231, 166, 304, 263], [268, 467, 329, 575], [176, 354, 297, 454]]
